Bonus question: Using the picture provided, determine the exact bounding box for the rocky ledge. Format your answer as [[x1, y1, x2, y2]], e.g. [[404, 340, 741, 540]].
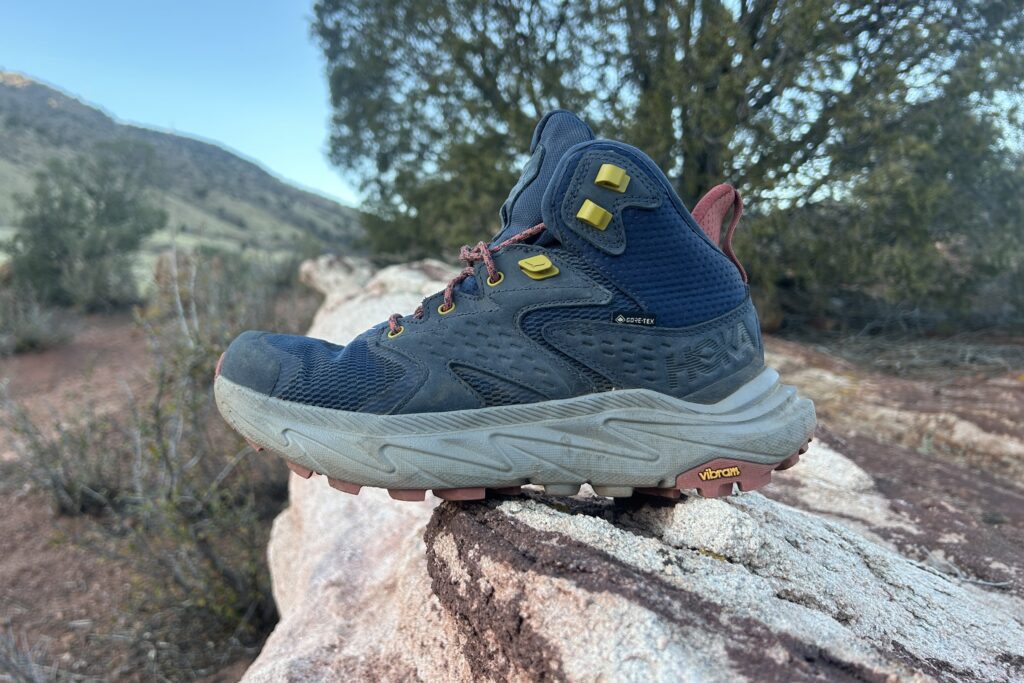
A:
[[242, 259, 1024, 683]]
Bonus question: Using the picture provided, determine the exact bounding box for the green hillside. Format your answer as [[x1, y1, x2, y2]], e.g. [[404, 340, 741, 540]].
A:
[[0, 71, 360, 269]]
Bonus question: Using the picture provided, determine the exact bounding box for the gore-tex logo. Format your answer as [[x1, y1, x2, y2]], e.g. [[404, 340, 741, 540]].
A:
[[612, 312, 656, 326]]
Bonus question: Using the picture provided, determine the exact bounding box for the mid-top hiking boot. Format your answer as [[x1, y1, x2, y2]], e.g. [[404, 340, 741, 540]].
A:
[[214, 111, 816, 501]]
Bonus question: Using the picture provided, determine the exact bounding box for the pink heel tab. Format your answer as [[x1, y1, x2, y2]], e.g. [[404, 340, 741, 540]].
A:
[[691, 184, 747, 283]]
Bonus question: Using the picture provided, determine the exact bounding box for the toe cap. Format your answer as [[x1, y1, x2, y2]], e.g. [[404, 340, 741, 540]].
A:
[[218, 330, 285, 396]]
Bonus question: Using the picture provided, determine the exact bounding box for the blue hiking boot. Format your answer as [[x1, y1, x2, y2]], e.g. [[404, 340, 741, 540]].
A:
[[214, 111, 815, 501]]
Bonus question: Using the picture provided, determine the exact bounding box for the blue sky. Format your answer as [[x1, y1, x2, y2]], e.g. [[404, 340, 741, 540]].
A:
[[0, 1, 359, 205]]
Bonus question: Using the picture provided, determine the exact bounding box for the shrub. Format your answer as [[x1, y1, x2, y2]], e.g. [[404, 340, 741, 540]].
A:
[[2, 140, 167, 310], [0, 290, 74, 356], [2, 249, 321, 677], [0, 397, 124, 515]]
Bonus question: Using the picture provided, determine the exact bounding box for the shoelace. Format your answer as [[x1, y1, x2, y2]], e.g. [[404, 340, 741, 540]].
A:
[[387, 222, 546, 335]]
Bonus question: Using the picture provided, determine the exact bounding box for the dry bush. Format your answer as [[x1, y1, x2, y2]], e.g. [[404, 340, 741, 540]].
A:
[[0, 398, 125, 516], [0, 627, 55, 683], [0, 290, 75, 357], [2, 249, 321, 678]]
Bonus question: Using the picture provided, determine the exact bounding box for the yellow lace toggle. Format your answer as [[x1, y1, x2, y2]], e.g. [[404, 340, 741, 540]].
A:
[[576, 199, 613, 230], [595, 163, 630, 192], [517, 254, 560, 280]]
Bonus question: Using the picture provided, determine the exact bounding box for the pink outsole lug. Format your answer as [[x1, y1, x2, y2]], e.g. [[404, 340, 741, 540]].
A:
[[328, 477, 362, 495], [696, 482, 736, 498], [434, 487, 487, 501], [245, 438, 265, 453], [286, 462, 314, 479], [388, 489, 427, 502], [215, 352, 225, 379], [738, 471, 772, 491], [775, 452, 801, 471]]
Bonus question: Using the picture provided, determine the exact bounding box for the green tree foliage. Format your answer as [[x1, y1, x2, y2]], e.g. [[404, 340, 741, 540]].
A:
[[743, 86, 1024, 327], [4, 140, 167, 309], [313, 0, 1024, 326]]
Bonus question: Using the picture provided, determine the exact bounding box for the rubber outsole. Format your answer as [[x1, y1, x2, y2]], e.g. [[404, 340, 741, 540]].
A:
[[275, 438, 812, 502]]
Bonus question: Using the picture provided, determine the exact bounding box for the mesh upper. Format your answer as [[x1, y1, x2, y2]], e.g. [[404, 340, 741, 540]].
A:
[[264, 333, 407, 412], [578, 202, 748, 327], [451, 364, 547, 407], [518, 249, 635, 392], [542, 310, 758, 398]]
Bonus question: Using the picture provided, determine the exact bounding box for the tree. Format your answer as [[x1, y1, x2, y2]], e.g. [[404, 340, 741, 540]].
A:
[[741, 67, 1024, 327], [5, 140, 167, 309], [313, 0, 1024, 325]]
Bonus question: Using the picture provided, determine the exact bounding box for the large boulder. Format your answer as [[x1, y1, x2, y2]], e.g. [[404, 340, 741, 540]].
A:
[[242, 259, 1024, 682]]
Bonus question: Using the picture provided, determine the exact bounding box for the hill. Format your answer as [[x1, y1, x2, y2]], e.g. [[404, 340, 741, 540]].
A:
[[0, 71, 360, 267]]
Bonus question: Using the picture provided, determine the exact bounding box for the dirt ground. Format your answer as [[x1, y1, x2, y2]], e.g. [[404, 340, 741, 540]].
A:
[[1, 485, 140, 677], [0, 314, 148, 462]]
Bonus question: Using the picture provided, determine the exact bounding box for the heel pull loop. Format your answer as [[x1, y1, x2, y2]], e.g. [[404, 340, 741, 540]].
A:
[[692, 184, 748, 283]]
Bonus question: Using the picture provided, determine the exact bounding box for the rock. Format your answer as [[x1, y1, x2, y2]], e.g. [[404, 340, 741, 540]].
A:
[[298, 256, 455, 342], [776, 427, 1024, 598], [769, 440, 919, 538], [426, 493, 1024, 683], [243, 261, 1024, 683], [298, 254, 375, 299], [765, 340, 1024, 486]]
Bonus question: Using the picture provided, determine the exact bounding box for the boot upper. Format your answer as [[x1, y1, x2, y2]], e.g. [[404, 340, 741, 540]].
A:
[[218, 112, 763, 414]]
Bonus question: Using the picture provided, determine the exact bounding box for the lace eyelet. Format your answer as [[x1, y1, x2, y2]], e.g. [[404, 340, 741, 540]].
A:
[[486, 271, 504, 287], [387, 326, 404, 339], [437, 302, 456, 315]]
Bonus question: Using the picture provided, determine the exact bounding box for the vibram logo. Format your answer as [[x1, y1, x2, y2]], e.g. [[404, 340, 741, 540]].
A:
[[697, 466, 741, 481]]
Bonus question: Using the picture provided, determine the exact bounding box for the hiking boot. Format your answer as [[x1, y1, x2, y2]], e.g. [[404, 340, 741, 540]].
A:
[[214, 111, 816, 501]]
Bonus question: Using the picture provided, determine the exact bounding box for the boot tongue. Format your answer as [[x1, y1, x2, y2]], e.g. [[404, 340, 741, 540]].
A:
[[490, 110, 594, 245]]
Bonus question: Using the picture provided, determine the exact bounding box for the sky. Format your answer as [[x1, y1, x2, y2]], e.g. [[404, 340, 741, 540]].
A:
[[0, 0, 359, 206]]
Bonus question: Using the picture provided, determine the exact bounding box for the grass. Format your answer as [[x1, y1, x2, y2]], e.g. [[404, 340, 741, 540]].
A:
[[0, 88, 360, 268]]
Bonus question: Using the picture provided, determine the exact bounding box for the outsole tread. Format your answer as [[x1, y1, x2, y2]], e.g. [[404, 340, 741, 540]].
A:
[[270, 438, 813, 503]]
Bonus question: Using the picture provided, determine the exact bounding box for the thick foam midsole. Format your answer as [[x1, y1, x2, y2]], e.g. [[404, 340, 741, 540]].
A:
[[214, 368, 816, 489]]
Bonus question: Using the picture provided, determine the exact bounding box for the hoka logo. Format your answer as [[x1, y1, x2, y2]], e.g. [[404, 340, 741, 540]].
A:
[[698, 466, 741, 481], [666, 322, 754, 390]]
